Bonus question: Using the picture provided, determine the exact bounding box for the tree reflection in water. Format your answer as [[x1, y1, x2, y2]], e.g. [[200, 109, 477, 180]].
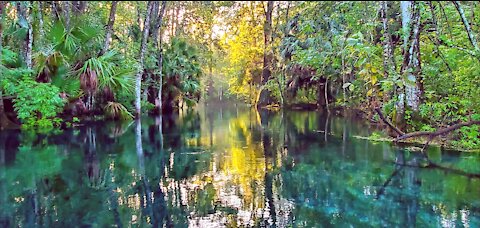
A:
[[0, 104, 480, 227]]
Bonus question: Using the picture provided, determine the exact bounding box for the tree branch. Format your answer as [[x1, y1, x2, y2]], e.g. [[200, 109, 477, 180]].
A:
[[395, 120, 480, 141], [374, 107, 405, 136]]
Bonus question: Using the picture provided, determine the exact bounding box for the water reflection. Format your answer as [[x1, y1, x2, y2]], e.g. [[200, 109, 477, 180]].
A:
[[1, 104, 480, 227]]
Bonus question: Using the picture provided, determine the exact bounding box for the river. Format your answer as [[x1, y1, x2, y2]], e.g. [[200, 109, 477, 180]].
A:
[[0, 104, 479, 227]]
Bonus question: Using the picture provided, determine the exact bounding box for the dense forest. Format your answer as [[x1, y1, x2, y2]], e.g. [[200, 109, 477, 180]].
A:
[[0, 1, 479, 150]]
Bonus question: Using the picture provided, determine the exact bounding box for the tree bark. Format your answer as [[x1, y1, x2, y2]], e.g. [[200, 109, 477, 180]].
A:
[[101, 1, 118, 56], [17, 2, 33, 70], [404, 1, 423, 111], [135, 2, 154, 118], [64, 1, 71, 31], [150, 2, 159, 40], [37, 2, 44, 44]]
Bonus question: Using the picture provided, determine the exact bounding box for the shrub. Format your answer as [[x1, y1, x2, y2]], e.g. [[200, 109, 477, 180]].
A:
[[11, 77, 65, 129]]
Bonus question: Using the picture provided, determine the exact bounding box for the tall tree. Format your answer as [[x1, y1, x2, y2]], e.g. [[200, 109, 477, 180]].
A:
[[400, 1, 423, 112], [0, 1, 5, 127], [101, 1, 118, 56], [155, 1, 167, 113], [256, 1, 274, 108], [135, 2, 154, 118]]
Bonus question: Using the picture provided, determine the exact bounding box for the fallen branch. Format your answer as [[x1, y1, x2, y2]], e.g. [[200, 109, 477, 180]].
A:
[[395, 120, 480, 141], [374, 107, 479, 143], [374, 107, 405, 136]]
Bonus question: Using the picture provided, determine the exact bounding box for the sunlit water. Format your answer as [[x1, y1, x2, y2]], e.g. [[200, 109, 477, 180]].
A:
[[1, 104, 479, 227]]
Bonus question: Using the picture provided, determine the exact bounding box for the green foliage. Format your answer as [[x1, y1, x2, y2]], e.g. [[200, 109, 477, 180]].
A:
[[162, 37, 203, 106], [8, 77, 65, 129], [79, 50, 136, 93]]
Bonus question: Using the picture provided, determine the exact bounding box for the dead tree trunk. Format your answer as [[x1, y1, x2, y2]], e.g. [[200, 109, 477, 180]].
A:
[[100, 1, 118, 56], [135, 2, 154, 118]]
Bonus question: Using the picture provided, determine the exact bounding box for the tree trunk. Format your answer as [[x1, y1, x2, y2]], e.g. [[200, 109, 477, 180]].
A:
[[64, 1, 71, 31], [403, 1, 423, 111], [0, 1, 5, 124], [155, 1, 167, 114], [135, 2, 154, 118], [150, 1, 160, 42], [395, 1, 412, 130], [381, 1, 394, 83], [52, 1, 62, 21], [100, 1, 118, 56], [453, 1, 479, 52], [256, 1, 274, 108], [262, 1, 274, 85], [17, 2, 33, 70], [37, 2, 45, 44]]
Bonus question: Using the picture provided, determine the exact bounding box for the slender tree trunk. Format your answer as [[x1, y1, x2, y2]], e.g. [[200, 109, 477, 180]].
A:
[[257, 1, 274, 108], [404, 2, 422, 111], [64, 1, 71, 31], [381, 1, 394, 81], [453, 1, 479, 52], [150, 1, 160, 43], [262, 1, 273, 85], [17, 2, 33, 70], [341, 42, 346, 104], [37, 2, 44, 44], [0, 1, 5, 121], [324, 77, 329, 112], [101, 1, 118, 56], [156, 1, 167, 114], [135, 2, 154, 118], [395, 1, 412, 129]]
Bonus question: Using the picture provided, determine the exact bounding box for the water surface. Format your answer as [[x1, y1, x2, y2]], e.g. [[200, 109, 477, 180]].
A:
[[1, 105, 479, 227]]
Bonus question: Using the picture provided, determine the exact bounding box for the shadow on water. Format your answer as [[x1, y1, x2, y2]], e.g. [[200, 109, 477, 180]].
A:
[[1, 104, 480, 227]]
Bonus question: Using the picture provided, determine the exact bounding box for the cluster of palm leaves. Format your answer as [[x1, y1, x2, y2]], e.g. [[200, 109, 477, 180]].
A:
[[162, 37, 202, 108], [32, 17, 135, 119]]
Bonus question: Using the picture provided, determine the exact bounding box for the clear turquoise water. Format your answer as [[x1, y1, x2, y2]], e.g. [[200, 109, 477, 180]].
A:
[[0, 105, 479, 227]]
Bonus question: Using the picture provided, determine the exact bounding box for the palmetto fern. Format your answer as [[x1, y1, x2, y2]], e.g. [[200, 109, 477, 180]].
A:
[[78, 50, 135, 94], [104, 101, 134, 120]]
